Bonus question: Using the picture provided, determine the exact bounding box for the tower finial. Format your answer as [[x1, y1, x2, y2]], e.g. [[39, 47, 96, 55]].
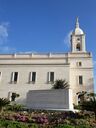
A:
[[76, 17, 79, 28]]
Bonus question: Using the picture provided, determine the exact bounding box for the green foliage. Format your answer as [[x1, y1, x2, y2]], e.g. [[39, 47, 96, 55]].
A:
[[55, 124, 91, 128], [73, 104, 81, 110], [0, 120, 92, 128], [76, 126, 91, 128], [76, 91, 87, 103], [81, 93, 96, 111], [0, 120, 28, 128], [52, 79, 69, 89], [0, 109, 95, 127], [6, 104, 25, 112], [55, 124, 74, 128], [0, 120, 38, 128], [0, 98, 10, 112], [76, 92, 96, 119]]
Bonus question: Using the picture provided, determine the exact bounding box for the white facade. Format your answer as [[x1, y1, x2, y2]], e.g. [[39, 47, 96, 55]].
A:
[[0, 18, 94, 106]]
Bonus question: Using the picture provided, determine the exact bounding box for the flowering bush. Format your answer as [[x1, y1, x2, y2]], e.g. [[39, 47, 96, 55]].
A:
[[14, 114, 29, 122], [0, 110, 96, 127], [32, 115, 48, 124]]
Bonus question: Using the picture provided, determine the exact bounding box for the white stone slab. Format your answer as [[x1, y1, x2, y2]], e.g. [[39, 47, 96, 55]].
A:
[[26, 89, 73, 110]]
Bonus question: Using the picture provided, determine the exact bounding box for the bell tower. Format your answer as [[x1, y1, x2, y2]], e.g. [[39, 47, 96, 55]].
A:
[[71, 18, 86, 53]]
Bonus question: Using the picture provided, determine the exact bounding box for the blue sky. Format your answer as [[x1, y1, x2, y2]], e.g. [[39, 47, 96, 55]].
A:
[[0, 0, 96, 91]]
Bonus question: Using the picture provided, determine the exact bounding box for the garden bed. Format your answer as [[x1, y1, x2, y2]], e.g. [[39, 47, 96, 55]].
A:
[[0, 110, 96, 128]]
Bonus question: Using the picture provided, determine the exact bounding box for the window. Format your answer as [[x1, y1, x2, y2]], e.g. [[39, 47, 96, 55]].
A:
[[76, 43, 81, 51], [79, 76, 83, 85], [77, 38, 80, 41], [11, 72, 18, 83], [79, 62, 82, 66], [48, 72, 54, 83], [77, 62, 82, 67], [29, 72, 36, 83], [32, 72, 36, 82]]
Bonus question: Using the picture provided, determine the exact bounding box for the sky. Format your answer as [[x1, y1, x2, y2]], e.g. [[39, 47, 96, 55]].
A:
[[0, 0, 96, 91]]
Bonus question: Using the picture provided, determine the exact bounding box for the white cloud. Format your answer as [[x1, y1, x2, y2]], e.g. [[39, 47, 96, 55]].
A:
[[0, 46, 16, 53], [0, 22, 16, 53], [0, 22, 9, 44], [64, 30, 72, 48]]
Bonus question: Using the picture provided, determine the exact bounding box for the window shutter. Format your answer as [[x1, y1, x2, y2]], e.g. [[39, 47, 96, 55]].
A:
[[48, 72, 50, 82], [29, 72, 32, 82], [0, 72, 2, 81], [11, 72, 14, 82]]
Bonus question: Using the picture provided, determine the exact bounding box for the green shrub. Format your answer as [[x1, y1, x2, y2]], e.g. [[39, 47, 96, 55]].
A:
[[0, 119, 39, 128], [0, 98, 10, 113], [52, 79, 69, 89], [55, 124, 75, 128], [0, 120, 28, 128], [76, 126, 91, 128], [28, 124, 38, 128], [6, 104, 25, 112], [54, 125, 91, 128]]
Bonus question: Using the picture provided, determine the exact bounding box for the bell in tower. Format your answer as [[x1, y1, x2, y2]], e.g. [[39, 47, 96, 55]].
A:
[[71, 18, 86, 53]]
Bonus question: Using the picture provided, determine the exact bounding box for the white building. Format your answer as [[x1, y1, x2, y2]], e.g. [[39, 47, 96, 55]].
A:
[[0, 18, 94, 106]]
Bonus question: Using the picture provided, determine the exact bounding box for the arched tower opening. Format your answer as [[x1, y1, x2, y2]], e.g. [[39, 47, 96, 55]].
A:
[[76, 43, 81, 51]]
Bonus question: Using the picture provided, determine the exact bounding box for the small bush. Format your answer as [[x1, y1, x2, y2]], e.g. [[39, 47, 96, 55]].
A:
[[76, 125, 91, 128], [0, 119, 38, 128], [6, 104, 25, 112], [55, 124, 74, 128], [52, 79, 69, 89]]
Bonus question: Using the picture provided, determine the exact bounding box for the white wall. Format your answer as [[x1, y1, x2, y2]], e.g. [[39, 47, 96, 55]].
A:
[[69, 53, 94, 104], [0, 52, 94, 106], [0, 60, 70, 105]]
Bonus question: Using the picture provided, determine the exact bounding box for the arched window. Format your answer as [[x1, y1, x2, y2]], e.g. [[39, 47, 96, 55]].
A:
[[76, 43, 81, 51]]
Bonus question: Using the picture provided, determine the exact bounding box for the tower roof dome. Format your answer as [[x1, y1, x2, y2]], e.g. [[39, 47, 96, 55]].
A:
[[73, 17, 84, 35]]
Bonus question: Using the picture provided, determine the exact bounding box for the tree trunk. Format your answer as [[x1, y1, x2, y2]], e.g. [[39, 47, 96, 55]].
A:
[[95, 112, 96, 120], [0, 107, 3, 113]]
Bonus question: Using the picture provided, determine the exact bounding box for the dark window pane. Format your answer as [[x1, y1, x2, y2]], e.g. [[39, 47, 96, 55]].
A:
[[79, 76, 83, 85], [77, 38, 80, 41], [14, 72, 18, 82], [50, 72, 54, 82], [32, 72, 36, 82], [79, 62, 82, 66]]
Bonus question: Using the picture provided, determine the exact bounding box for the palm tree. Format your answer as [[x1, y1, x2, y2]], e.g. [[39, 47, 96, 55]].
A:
[[78, 93, 96, 120], [52, 79, 69, 89], [0, 98, 10, 113], [76, 91, 87, 103]]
